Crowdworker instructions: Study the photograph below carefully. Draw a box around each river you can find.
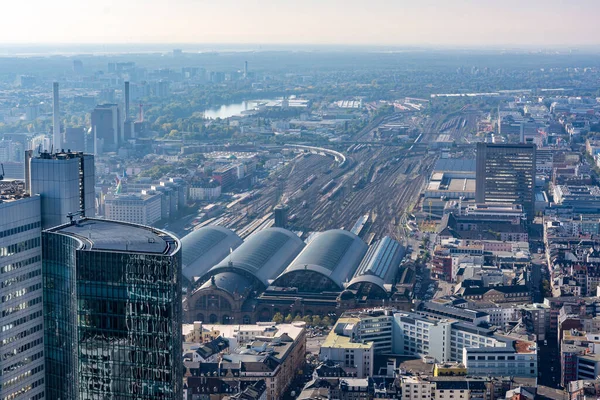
[203,101,260,119]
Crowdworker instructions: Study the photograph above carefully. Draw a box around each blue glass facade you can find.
[43,221,182,399]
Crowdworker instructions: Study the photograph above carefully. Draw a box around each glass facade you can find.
[0,195,44,400]
[43,226,182,399]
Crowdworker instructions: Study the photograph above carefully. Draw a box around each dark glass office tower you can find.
[43,218,182,399]
[475,143,536,221]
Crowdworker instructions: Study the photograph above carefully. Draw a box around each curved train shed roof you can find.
[347,236,404,295]
[273,229,367,292]
[181,226,243,281]
[200,228,305,289]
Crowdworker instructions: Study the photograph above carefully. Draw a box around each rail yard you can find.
[196,145,435,244]
[186,109,485,244]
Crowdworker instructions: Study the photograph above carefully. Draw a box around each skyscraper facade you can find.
[26,150,95,229]
[0,181,44,400]
[475,143,536,220]
[43,218,182,399]
[91,104,122,153]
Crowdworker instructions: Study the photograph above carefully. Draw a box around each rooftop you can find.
[433,158,476,173]
[181,226,243,280]
[50,218,177,254]
[274,229,367,291]
[322,317,374,350]
[0,180,29,203]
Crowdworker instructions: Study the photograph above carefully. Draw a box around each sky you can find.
[2,0,599,47]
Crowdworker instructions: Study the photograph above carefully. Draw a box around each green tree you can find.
[312,315,322,326]
[272,312,284,324]
[541,279,552,298]
[284,314,293,323]
[303,315,313,325]
[322,316,332,327]
[293,315,303,322]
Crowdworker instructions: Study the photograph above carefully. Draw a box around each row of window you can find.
[1,282,42,304]
[2,337,43,362]
[1,364,43,391]
[0,255,41,274]
[467,355,517,361]
[2,349,43,375]
[0,323,43,348]
[0,238,41,259]
[1,296,42,319]
[3,377,44,400]
[1,268,41,289]
[1,309,42,334]
[0,221,40,239]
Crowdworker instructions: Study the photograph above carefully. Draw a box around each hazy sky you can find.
[2,0,599,47]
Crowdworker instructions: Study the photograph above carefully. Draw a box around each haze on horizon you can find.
[2,0,600,48]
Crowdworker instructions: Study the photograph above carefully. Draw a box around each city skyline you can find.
[2,0,600,47]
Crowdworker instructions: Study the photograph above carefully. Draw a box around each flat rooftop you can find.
[0,180,29,203]
[51,218,176,254]
[323,317,373,350]
[433,158,476,173]
[448,178,476,192]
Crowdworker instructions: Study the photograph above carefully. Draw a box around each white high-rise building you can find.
[26,150,95,229]
[0,180,44,399]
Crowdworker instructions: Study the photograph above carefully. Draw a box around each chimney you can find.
[53,82,62,151]
[124,81,130,120]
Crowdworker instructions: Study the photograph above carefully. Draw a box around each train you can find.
[319,179,336,195]
[301,175,317,190]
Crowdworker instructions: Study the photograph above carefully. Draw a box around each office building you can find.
[401,376,499,400]
[26,150,95,229]
[475,143,536,220]
[273,204,288,228]
[189,179,221,201]
[91,104,122,152]
[43,218,182,399]
[319,317,376,378]
[212,164,239,190]
[0,180,44,400]
[73,60,84,74]
[104,192,162,226]
[322,309,537,378]
[64,127,86,152]
[53,82,62,151]
[463,340,538,377]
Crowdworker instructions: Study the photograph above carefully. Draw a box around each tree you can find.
[293,315,303,322]
[541,279,552,298]
[312,315,322,326]
[272,312,284,324]
[322,316,332,327]
[303,315,313,325]
[284,313,293,323]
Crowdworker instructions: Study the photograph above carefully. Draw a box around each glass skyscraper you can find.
[0,182,44,400]
[43,218,182,399]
